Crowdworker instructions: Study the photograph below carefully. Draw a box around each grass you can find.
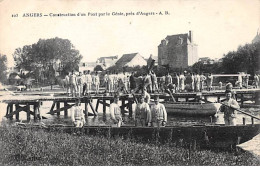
[0,126,259,166]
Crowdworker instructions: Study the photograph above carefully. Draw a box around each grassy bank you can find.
[0,127,259,166]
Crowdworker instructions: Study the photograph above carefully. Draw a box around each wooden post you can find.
[251,117,254,125]
[33,104,37,121]
[50,101,56,115]
[217,96,220,103]
[15,104,19,121]
[26,103,30,121]
[210,116,212,124]
[103,98,106,113]
[6,104,10,117]
[121,98,125,116]
[95,99,100,112]
[64,101,68,117]
[243,117,246,125]
[89,100,97,116]
[9,104,13,120]
[129,99,133,118]
[85,99,88,118]
[56,102,60,116]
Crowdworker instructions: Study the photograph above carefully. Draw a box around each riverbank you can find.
[0,126,259,166]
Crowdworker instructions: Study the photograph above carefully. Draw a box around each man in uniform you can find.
[65,72,70,96]
[69,70,77,97]
[219,90,240,126]
[93,71,100,95]
[150,95,167,127]
[207,73,213,91]
[77,72,83,97]
[142,88,151,104]
[86,70,92,95]
[133,94,151,126]
[110,94,123,127]
[71,99,86,127]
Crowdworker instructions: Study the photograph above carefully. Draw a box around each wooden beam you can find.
[99,100,110,107]
[103,98,106,113]
[47,103,75,115]
[64,102,68,117]
[26,103,30,121]
[89,101,97,116]
[95,99,100,111]
[15,104,19,121]
[56,102,60,116]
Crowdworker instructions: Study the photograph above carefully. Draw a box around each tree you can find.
[13,37,82,85]
[221,42,259,75]
[0,54,8,84]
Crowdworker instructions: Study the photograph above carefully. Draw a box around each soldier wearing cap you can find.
[150,95,167,127]
[110,94,123,127]
[133,94,151,126]
[219,90,240,126]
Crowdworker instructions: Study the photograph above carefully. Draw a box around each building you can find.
[198,57,215,64]
[252,30,260,43]
[147,54,158,67]
[115,53,147,67]
[96,55,118,69]
[158,30,198,69]
[79,62,97,73]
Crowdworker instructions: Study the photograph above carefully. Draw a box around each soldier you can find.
[219,90,240,126]
[133,94,151,126]
[85,70,92,95]
[179,72,186,92]
[144,73,152,93]
[71,99,86,127]
[77,72,83,97]
[150,95,167,127]
[151,71,159,93]
[207,73,213,91]
[103,71,108,93]
[142,88,151,104]
[65,72,70,95]
[110,94,123,127]
[129,72,136,92]
[69,70,77,97]
[200,73,206,91]
[93,71,100,95]
[107,71,113,94]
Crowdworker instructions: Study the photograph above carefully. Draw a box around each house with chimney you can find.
[158,30,198,69]
[115,53,147,67]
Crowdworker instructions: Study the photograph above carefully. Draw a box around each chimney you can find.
[189,30,193,43]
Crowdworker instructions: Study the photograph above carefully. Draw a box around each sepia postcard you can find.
[0,0,259,166]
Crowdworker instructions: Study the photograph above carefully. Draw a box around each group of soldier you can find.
[64,70,100,97]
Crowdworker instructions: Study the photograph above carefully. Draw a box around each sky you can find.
[0,0,259,67]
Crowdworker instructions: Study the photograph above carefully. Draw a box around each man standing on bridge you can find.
[219,90,240,126]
